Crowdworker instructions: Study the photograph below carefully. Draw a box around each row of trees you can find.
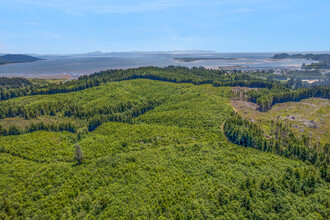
[224,112,329,181]
[0,101,66,119]
[0,77,32,89]
[0,122,76,136]
[213,80,274,88]
[0,98,159,120]
[87,100,160,131]
[0,99,160,136]
[0,79,101,101]
[248,86,330,111]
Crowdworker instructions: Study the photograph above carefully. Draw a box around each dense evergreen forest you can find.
[247,85,330,111]
[0,77,32,89]
[0,66,272,101]
[0,67,329,219]
[1,66,329,112]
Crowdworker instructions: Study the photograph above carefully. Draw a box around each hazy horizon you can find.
[1,0,329,54]
[2,50,330,57]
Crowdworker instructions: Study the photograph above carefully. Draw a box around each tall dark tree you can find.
[74,143,84,164]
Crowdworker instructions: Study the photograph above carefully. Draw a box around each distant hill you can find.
[272,53,330,61]
[272,53,330,69]
[0,54,42,65]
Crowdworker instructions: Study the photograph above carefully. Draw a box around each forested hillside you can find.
[272,53,330,69]
[0,54,42,65]
[1,66,329,112]
[0,67,329,219]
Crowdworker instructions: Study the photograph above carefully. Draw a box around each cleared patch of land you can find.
[231,97,330,144]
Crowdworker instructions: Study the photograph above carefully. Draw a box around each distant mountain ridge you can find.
[0,54,42,65]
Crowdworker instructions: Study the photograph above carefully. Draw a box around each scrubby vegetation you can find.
[0,67,329,219]
[224,112,329,180]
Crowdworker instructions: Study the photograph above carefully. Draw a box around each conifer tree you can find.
[74,143,84,164]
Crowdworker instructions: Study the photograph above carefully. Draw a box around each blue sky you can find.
[0,0,329,54]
